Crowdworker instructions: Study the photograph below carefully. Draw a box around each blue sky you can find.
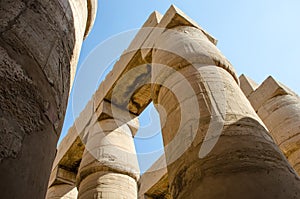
[60,0,300,173]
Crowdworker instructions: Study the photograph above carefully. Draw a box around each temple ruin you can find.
[1,1,300,199]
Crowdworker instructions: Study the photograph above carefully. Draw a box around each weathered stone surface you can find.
[243,76,300,175]
[93,11,163,115]
[151,24,300,198]
[79,171,137,199]
[77,119,140,199]
[48,11,162,192]
[138,154,170,199]
[50,101,139,192]
[46,4,300,199]
[74,98,94,135]
[51,10,162,186]
[48,166,77,187]
[141,5,218,61]
[0,0,96,198]
[247,76,295,111]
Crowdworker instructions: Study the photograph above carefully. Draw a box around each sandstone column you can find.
[151,26,300,198]
[0,0,96,198]
[77,118,140,199]
[46,184,78,199]
[241,75,300,175]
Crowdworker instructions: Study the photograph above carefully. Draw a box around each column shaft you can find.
[46,184,78,199]
[262,95,300,174]
[151,26,300,199]
[77,119,140,199]
[0,0,94,198]
[244,76,300,175]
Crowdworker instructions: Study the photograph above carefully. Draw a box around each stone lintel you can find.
[138,154,169,199]
[52,5,221,192]
[248,76,295,111]
[52,124,84,174]
[51,95,96,174]
[239,74,259,97]
[48,165,77,188]
[53,125,78,170]
[93,5,219,116]
[93,11,163,113]
[93,5,218,116]
[74,97,94,136]
[141,5,217,60]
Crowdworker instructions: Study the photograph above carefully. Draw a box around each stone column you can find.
[46,184,78,199]
[77,118,140,199]
[151,26,300,198]
[0,0,96,198]
[241,76,300,175]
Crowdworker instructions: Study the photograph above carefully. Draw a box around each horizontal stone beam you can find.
[94,11,163,114]
[93,5,221,116]
[48,166,77,187]
[141,5,217,60]
[138,154,169,199]
[51,4,220,190]
[54,11,164,174]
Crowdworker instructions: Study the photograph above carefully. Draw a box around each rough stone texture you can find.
[0,0,96,198]
[47,11,163,194]
[151,25,300,198]
[77,118,140,199]
[241,75,300,175]
[46,5,300,199]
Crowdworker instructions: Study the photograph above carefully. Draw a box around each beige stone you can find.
[0,0,96,198]
[93,11,163,113]
[43,4,300,199]
[138,154,170,199]
[243,76,300,175]
[46,184,78,199]
[48,166,77,188]
[151,23,300,199]
[239,74,259,97]
[77,119,140,199]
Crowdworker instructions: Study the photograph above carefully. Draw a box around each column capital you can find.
[95,100,139,136]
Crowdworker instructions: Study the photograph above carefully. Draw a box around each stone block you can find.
[239,74,258,97]
[248,76,294,111]
[74,98,94,135]
[138,154,169,199]
[48,166,77,187]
